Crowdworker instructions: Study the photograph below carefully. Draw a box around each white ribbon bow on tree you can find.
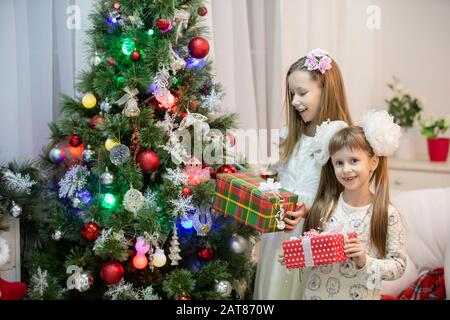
[173,9,190,43]
[178,111,210,138]
[116,87,140,117]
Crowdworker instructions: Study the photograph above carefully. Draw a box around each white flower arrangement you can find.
[361,110,401,157]
[415,112,450,139]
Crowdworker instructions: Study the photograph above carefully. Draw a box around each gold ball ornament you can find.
[82,93,97,109]
[152,248,167,268]
[105,138,120,151]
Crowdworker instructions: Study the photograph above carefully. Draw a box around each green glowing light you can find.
[147,29,154,36]
[116,76,125,84]
[122,38,136,55]
[102,193,117,209]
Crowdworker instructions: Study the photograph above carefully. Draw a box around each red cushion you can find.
[0,277,27,300]
[380,294,399,300]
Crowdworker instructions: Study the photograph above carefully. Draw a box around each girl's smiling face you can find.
[331,147,379,192]
[288,70,322,124]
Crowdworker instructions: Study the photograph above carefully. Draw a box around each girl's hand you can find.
[284,201,306,232]
[278,252,285,265]
[344,238,367,269]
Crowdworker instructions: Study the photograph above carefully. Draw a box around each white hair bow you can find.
[309,119,349,165]
[360,110,401,157]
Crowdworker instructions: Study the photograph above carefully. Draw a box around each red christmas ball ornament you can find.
[198,7,208,16]
[155,18,170,30]
[69,135,82,147]
[100,261,124,285]
[200,86,210,95]
[176,296,192,300]
[113,2,121,9]
[89,115,104,129]
[138,150,160,173]
[216,164,237,175]
[188,37,210,59]
[81,222,101,241]
[108,56,115,64]
[197,247,214,262]
[130,50,141,61]
[181,186,193,198]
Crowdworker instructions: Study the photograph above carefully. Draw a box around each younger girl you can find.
[254,49,353,300]
[297,110,406,300]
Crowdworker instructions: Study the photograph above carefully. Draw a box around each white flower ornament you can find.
[360,110,401,156]
[309,120,349,165]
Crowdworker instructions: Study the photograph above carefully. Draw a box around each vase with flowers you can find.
[386,77,422,160]
[416,113,450,162]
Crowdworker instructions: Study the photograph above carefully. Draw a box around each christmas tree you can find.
[22,0,258,300]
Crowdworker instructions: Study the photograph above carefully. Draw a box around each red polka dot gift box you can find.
[282,231,358,269]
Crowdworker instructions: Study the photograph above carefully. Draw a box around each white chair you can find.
[380,188,450,299]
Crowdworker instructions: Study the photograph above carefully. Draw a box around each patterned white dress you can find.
[303,193,407,300]
[253,134,322,299]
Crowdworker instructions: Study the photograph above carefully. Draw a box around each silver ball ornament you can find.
[49,148,64,164]
[215,280,232,297]
[10,201,22,218]
[110,144,130,166]
[229,234,249,254]
[100,101,112,113]
[90,55,102,66]
[100,170,115,186]
[71,197,82,209]
[52,230,64,241]
[78,271,94,292]
[82,146,96,163]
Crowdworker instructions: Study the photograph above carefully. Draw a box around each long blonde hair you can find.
[280,56,353,163]
[303,126,390,257]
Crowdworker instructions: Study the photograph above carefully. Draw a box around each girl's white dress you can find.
[253,134,322,300]
[303,193,407,300]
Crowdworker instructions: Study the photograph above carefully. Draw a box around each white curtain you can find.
[0,0,92,162]
[209,0,282,165]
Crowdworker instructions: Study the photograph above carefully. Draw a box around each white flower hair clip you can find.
[309,119,349,165]
[360,110,401,157]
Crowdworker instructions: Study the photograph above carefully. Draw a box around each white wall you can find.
[371,0,450,159]
[278,0,450,160]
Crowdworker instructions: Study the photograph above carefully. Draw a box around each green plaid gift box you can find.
[212,173,298,233]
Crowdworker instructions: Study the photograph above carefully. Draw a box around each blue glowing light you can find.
[186,58,206,69]
[148,83,157,94]
[76,189,92,206]
[181,218,193,229]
